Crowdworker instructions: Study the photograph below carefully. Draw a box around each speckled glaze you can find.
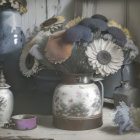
[53,83,102,118]
[53,73,103,120]
[0,87,14,125]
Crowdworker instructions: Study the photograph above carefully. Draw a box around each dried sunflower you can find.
[40,16,65,32]
[65,16,84,28]
[19,53,40,78]
[19,29,51,77]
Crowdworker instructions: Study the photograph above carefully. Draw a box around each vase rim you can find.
[62,73,94,84]
[0,86,10,89]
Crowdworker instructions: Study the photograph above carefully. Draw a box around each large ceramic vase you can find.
[53,73,104,130]
[0,8,25,92]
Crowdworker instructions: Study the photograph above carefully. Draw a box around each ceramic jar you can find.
[0,71,14,125]
[53,73,104,130]
[114,82,140,107]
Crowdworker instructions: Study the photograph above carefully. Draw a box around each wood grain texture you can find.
[74,0,97,17]
[74,0,82,17]
[82,0,97,17]
[95,0,125,25]
[21,0,74,34]
[74,0,125,24]
[22,0,47,34]
[46,0,74,21]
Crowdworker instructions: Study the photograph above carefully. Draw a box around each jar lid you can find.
[0,70,10,88]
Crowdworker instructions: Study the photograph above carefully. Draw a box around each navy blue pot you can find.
[103,63,135,100]
[32,70,61,93]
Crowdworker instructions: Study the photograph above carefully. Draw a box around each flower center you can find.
[97,50,111,65]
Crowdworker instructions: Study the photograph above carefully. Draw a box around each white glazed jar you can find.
[53,73,104,130]
[0,71,14,126]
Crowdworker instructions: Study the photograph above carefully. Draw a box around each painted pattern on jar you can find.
[53,83,102,118]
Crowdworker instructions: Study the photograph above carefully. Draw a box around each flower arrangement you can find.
[0,0,27,14]
[19,14,139,78]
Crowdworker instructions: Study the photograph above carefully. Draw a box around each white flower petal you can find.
[86,39,124,77]
[98,67,106,77]
[103,66,111,74]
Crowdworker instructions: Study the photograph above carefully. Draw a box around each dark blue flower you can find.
[63,25,92,43]
[92,14,108,22]
[107,27,127,47]
[79,18,108,32]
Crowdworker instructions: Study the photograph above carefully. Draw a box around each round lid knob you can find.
[0,70,10,88]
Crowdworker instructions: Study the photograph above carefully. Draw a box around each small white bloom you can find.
[85,39,124,77]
